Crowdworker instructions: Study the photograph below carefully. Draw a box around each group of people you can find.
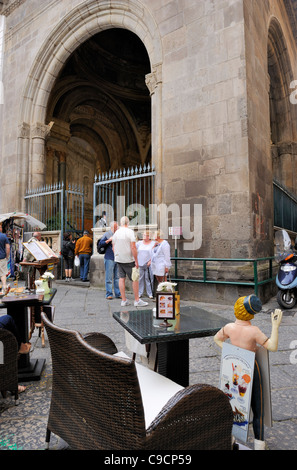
[62,230,93,282]
[61,216,172,304]
[98,216,172,306]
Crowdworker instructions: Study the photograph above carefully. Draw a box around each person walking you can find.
[0,223,10,293]
[75,230,93,282]
[62,232,75,281]
[151,230,172,285]
[98,221,121,299]
[112,216,148,307]
[136,230,155,299]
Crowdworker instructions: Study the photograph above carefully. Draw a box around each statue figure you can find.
[214,294,282,450]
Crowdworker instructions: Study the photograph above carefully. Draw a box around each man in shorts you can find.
[112,216,148,307]
[0,224,10,293]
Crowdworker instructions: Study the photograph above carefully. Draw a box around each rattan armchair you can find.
[42,312,234,450]
[0,328,19,404]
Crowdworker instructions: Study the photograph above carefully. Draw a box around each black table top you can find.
[0,288,57,309]
[113,305,228,344]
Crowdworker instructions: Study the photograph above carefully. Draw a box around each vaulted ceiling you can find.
[46,29,151,173]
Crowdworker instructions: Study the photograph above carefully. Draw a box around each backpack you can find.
[97,237,109,255]
[62,241,70,257]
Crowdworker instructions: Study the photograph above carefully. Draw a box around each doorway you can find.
[46,28,151,231]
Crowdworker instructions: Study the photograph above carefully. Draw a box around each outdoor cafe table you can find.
[0,288,57,381]
[113,305,228,387]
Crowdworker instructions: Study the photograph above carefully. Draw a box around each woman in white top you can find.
[136,231,155,298]
[151,230,172,284]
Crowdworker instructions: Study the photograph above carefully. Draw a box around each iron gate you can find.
[93,164,156,227]
[274,180,297,232]
[25,182,84,236]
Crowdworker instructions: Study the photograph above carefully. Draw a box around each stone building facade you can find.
[0,0,296,302]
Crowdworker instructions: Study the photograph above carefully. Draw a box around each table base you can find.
[157,339,189,387]
[18,358,46,382]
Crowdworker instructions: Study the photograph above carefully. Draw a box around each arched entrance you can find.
[46,28,151,229]
[268,18,297,232]
[17,0,163,222]
[268,18,296,192]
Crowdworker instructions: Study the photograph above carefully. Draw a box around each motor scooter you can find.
[275,229,297,309]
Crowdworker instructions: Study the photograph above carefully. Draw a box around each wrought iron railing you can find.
[93,164,156,227]
[171,256,275,296]
[24,182,84,237]
[274,180,297,233]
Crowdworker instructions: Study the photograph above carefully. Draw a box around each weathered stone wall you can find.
[0,0,296,302]
[243,0,297,259]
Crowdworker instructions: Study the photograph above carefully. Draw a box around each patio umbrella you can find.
[0,212,46,229]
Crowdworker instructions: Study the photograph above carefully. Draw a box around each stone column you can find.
[56,150,67,188]
[31,122,52,189]
[276,142,297,193]
[146,63,162,207]
[17,122,30,211]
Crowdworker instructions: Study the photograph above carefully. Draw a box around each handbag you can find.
[74,256,80,267]
[132,267,140,281]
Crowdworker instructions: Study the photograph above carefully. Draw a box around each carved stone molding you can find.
[17,121,30,139]
[0,0,26,16]
[276,141,297,156]
[31,122,52,140]
[145,63,162,96]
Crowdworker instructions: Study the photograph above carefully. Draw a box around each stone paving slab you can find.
[0,281,297,450]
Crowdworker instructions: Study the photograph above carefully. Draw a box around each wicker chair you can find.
[0,328,19,404]
[42,312,234,450]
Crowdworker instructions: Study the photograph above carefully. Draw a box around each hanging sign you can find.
[219,343,255,443]
[169,227,182,237]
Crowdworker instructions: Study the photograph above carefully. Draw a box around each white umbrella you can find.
[0,212,46,229]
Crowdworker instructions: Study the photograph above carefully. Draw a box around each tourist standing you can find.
[112,216,148,307]
[75,230,93,282]
[98,221,121,299]
[151,230,172,285]
[62,232,75,281]
[136,230,155,299]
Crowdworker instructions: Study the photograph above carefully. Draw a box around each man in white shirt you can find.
[112,216,148,307]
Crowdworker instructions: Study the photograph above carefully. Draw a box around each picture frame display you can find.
[156,292,175,320]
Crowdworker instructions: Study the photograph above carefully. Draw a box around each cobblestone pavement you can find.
[0,281,296,451]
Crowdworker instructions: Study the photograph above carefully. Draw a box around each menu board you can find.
[219,343,255,443]
[156,292,175,320]
[23,239,57,261]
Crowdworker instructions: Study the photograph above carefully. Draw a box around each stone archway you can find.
[17,0,163,210]
[268,17,297,194]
